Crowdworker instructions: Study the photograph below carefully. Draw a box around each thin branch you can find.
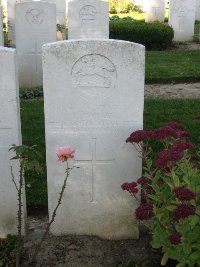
[10,166,19,192]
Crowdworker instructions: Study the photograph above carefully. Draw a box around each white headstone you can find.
[168,0,196,41]
[7,0,66,47]
[43,39,145,239]
[68,0,109,39]
[0,47,26,238]
[196,0,200,20]
[145,0,166,23]
[15,1,56,88]
[0,1,3,46]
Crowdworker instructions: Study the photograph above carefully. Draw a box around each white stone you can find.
[0,47,26,238]
[168,0,196,42]
[7,0,66,47]
[145,0,166,23]
[15,1,56,88]
[196,0,200,20]
[43,39,145,239]
[68,0,109,39]
[0,2,3,46]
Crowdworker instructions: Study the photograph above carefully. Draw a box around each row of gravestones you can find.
[146,0,199,42]
[0,0,199,88]
[1,0,200,45]
[0,0,199,240]
[0,0,144,239]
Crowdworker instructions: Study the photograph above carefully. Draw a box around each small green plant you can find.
[123,120,200,266]
[28,146,76,264]
[9,145,43,267]
[0,235,17,267]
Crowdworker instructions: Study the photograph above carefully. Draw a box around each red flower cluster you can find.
[153,125,178,140]
[155,149,183,168]
[173,186,196,201]
[135,203,153,220]
[172,141,195,152]
[121,182,138,194]
[155,141,195,169]
[169,231,182,245]
[172,204,196,220]
[137,176,150,184]
[165,122,185,131]
[176,131,191,138]
[126,130,153,144]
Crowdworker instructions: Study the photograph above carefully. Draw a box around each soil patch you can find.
[20,216,177,267]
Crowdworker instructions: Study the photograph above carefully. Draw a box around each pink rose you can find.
[56,146,75,162]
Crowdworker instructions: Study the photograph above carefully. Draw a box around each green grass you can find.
[20,100,47,213]
[21,99,200,211]
[146,50,200,83]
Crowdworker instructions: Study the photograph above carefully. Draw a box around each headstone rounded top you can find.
[43,39,145,51]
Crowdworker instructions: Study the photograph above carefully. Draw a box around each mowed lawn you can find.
[146,50,200,83]
[21,99,200,211]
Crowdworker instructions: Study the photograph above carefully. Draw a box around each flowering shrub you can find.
[123,122,200,266]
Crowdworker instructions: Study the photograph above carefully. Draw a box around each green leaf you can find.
[166,205,177,211]
[189,251,200,262]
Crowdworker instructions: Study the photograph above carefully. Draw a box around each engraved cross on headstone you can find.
[74,138,115,203]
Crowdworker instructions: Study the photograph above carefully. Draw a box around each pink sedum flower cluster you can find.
[170,231,182,245]
[56,146,75,162]
[173,186,196,201]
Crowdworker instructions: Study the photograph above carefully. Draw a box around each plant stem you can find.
[33,162,70,259]
[16,159,24,267]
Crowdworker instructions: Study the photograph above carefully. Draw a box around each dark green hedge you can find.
[109,20,174,50]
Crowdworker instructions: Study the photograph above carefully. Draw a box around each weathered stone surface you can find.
[145,0,165,22]
[0,1,3,46]
[168,0,196,41]
[43,39,145,239]
[7,0,65,46]
[68,0,109,39]
[15,1,56,88]
[0,47,26,238]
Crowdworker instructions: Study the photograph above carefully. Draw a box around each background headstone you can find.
[0,1,3,46]
[68,0,109,39]
[7,0,65,47]
[168,0,196,41]
[15,1,56,88]
[145,0,166,22]
[196,0,200,20]
[43,39,145,239]
[0,47,26,238]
